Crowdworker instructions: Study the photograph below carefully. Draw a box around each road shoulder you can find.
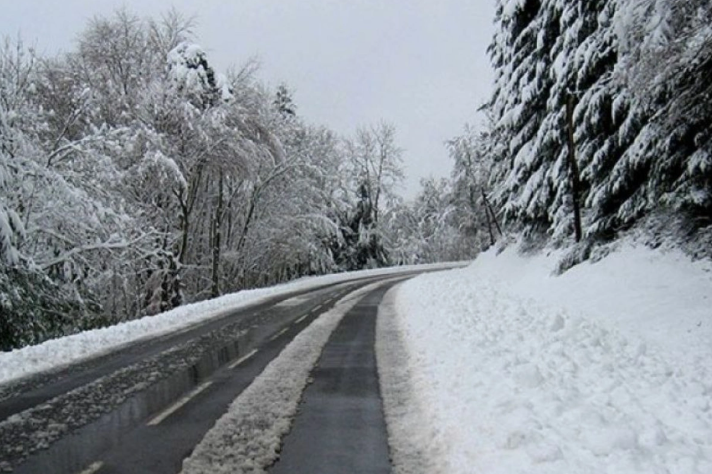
[376,285,448,474]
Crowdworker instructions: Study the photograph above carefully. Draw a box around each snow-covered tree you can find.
[606,0,712,228]
[0,40,29,267]
[0,8,423,349]
[448,124,500,250]
[0,38,115,348]
[483,0,712,247]
[334,122,405,270]
[381,176,477,265]
[274,83,297,118]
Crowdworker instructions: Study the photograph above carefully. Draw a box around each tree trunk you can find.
[229,186,259,287]
[481,189,503,238]
[566,93,583,243]
[211,169,224,298]
[483,199,495,247]
[177,191,190,265]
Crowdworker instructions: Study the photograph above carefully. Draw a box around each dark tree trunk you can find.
[211,169,224,298]
[481,189,503,240]
[567,93,583,242]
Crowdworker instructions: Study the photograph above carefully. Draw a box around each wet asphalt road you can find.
[270,283,395,474]
[0,277,381,474]
[0,269,443,473]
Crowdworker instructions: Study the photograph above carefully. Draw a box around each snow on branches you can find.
[483,0,712,246]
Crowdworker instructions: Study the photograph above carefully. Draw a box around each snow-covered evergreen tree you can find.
[487,0,563,237]
[484,0,711,246]
[606,0,712,229]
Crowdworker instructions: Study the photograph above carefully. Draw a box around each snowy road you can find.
[270,282,394,474]
[7,242,704,474]
[0,273,417,474]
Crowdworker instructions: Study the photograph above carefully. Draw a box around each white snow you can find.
[0,262,459,387]
[180,280,386,474]
[390,242,712,473]
[377,287,447,474]
[501,0,527,19]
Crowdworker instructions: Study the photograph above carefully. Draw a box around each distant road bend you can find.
[0,268,447,474]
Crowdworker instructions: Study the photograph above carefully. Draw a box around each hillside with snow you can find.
[387,241,712,473]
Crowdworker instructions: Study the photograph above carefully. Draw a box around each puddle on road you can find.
[275,295,313,308]
[11,333,254,474]
[10,296,332,474]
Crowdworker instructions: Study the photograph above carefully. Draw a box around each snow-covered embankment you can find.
[389,244,712,473]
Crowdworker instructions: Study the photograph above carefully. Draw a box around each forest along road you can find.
[0,272,417,474]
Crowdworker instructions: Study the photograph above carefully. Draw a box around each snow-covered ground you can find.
[377,287,447,474]
[0,262,459,386]
[392,242,712,473]
[5,237,711,473]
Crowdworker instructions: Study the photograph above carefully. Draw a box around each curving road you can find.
[0,271,424,474]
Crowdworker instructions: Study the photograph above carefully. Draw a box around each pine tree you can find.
[609,0,712,228]
[487,0,562,237]
[274,84,297,117]
[486,1,655,243]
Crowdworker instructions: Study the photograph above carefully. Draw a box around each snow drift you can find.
[392,242,712,473]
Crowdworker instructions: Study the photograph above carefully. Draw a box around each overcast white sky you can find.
[2,0,495,198]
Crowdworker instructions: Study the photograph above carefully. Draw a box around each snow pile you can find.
[376,287,447,474]
[394,243,712,473]
[0,262,460,386]
[181,281,384,474]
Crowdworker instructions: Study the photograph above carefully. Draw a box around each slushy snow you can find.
[390,242,712,473]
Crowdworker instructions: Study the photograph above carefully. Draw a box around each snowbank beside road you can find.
[394,243,712,473]
[377,287,447,474]
[0,262,459,386]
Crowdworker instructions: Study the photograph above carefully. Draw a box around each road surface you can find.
[270,283,393,474]
[0,272,418,473]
